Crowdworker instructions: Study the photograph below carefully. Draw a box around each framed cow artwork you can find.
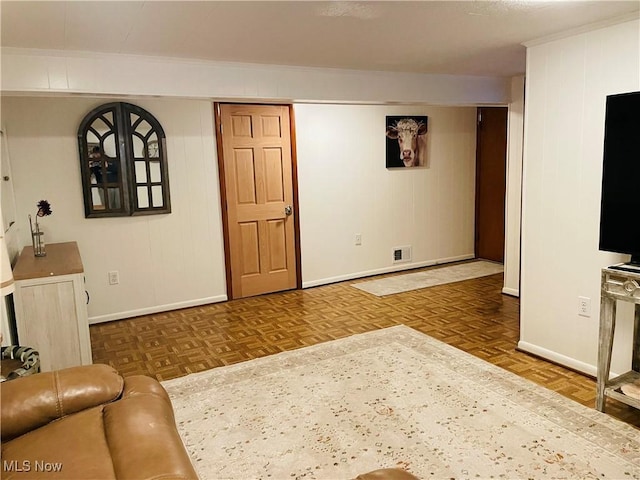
[385,116,428,168]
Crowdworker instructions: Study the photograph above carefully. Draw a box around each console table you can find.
[12,242,92,372]
[596,266,640,412]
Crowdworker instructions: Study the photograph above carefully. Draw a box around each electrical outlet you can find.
[355,234,362,246]
[578,296,591,317]
[108,271,119,285]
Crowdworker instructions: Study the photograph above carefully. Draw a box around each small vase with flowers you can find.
[29,200,52,257]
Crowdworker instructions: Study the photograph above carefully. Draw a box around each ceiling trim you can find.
[0,46,513,79]
[523,11,639,48]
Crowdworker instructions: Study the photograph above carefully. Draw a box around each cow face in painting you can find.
[385,118,428,167]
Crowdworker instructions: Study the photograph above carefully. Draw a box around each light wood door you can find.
[475,107,508,263]
[219,104,298,298]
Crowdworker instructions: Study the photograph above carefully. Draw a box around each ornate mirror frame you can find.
[78,102,171,218]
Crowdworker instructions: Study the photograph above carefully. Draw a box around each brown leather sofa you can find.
[1,364,197,480]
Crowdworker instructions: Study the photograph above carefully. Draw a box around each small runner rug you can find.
[352,260,504,296]
[162,326,639,480]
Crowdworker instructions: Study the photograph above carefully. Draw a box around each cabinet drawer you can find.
[602,273,640,300]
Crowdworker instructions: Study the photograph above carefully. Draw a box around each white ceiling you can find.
[1,1,639,77]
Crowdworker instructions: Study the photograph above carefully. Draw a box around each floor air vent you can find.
[393,246,412,264]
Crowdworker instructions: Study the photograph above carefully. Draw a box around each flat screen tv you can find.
[599,91,640,268]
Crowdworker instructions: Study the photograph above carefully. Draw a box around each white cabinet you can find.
[13,242,92,372]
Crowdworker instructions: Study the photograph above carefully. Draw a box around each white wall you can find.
[295,104,477,286]
[1,48,511,325]
[519,19,640,376]
[2,97,479,322]
[1,48,509,106]
[1,97,227,323]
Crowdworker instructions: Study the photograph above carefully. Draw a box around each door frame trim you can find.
[213,102,302,300]
[474,107,480,257]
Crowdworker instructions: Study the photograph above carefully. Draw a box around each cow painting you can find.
[385,116,428,168]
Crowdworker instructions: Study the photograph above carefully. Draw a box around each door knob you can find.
[284,205,293,216]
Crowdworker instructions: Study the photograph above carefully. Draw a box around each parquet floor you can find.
[90,266,639,428]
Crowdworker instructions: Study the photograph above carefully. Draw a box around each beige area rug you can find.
[162,326,640,480]
[352,261,504,296]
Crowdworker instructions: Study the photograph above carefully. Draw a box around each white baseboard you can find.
[502,287,520,297]
[517,340,620,378]
[89,254,481,321]
[88,295,228,325]
[437,253,477,265]
[302,254,475,289]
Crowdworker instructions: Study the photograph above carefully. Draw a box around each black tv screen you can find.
[599,91,640,265]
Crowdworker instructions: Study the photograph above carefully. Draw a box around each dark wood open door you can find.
[475,107,508,263]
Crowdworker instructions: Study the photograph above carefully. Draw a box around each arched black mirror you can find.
[78,102,171,217]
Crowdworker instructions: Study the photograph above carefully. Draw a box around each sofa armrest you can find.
[1,364,124,441]
[121,373,173,403]
[356,469,420,480]
[104,377,198,479]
